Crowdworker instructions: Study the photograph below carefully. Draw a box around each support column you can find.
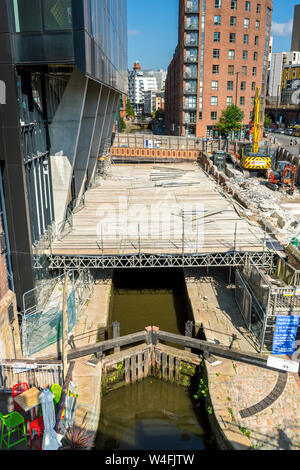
[87,86,110,185]
[73,79,101,200]
[49,68,88,225]
[98,90,119,157]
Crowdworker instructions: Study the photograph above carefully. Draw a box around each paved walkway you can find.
[184,267,300,450]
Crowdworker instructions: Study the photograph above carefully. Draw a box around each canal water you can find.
[96,269,214,450]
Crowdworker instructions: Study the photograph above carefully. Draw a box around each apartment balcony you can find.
[183,87,198,94]
[183,104,197,111]
[185,2,199,13]
[184,40,198,47]
[184,55,198,64]
[183,72,198,79]
[184,22,199,31]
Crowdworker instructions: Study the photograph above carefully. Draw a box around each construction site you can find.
[2,129,300,451]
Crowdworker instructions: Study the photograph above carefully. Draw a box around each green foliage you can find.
[120,117,126,132]
[155,107,164,120]
[239,426,251,439]
[264,114,272,128]
[216,104,244,136]
[126,99,135,118]
[207,406,213,415]
[194,378,209,399]
[228,407,236,422]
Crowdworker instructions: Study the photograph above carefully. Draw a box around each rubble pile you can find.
[229,168,300,236]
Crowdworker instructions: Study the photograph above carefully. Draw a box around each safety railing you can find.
[0,359,63,392]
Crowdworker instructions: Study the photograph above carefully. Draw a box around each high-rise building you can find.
[0,0,128,306]
[291,4,300,51]
[268,51,300,98]
[128,62,167,116]
[165,0,273,137]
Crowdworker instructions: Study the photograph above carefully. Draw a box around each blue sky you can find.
[127,0,300,70]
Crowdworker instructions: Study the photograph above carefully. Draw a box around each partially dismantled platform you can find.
[49,163,281,269]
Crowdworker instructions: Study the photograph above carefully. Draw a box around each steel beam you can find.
[40,250,278,270]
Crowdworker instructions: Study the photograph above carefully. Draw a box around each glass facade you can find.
[7,0,128,94]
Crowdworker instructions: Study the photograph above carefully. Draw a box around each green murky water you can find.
[96,269,213,451]
[96,378,208,450]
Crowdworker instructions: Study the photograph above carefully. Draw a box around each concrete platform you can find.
[51,163,277,256]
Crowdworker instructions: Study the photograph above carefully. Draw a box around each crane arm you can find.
[252,87,261,154]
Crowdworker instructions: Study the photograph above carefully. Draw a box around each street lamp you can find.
[233,71,239,149]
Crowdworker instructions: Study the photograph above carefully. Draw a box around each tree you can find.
[126,99,135,119]
[155,108,164,120]
[120,117,126,132]
[216,104,244,136]
[264,114,272,128]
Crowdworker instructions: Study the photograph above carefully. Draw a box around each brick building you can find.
[165,0,273,137]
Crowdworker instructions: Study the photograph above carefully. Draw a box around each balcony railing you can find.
[183,73,198,79]
[184,55,198,63]
[185,2,199,13]
[184,40,198,47]
[184,88,198,94]
[183,104,197,111]
[185,22,199,30]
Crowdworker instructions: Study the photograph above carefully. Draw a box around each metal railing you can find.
[0,359,63,392]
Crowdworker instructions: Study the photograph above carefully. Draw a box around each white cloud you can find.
[271,19,293,37]
[128,30,142,36]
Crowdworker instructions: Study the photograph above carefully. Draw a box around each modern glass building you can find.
[0,0,128,306]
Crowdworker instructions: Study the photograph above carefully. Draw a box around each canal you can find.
[96,268,215,450]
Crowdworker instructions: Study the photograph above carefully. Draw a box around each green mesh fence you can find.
[24,290,76,357]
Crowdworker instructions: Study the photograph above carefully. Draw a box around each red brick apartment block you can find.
[165,0,273,137]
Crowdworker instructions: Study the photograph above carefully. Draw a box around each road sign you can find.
[272,315,299,355]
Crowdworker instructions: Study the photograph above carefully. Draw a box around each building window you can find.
[253,51,258,61]
[256,20,260,30]
[240,96,245,106]
[228,49,235,59]
[244,18,250,28]
[211,111,217,121]
[256,3,261,13]
[213,49,220,58]
[243,50,248,60]
[242,66,247,75]
[215,0,222,8]
[252,67,257,76]
[230,16,237,26]
[254,36,259,45]
[229,33,236,43]
[227,96,233,106]
[214,32,221,42]
[227,81,234,90]
[245,1,251,11]
[252,82,256,90]
[228,65,234,75]
[214,15,221,25]
[211,96,218,106]
[243,34,249,44]
[212,80,219,90]
[231,0,237,9]
[251,97,255,106]
[241,81,246,90]
[212,64,219,74]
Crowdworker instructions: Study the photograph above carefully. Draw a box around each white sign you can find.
[267,356,299,373]
[250,160,266,166]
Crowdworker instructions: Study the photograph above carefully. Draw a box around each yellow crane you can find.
[235,86,272,175]
[252,86,261,154]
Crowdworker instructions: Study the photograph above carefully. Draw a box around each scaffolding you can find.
[236,257,300,353]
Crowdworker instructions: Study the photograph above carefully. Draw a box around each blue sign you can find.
[272,316,299,355]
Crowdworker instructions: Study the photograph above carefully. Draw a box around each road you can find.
[269,132,300,156]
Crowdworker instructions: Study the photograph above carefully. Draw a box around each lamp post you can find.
[233,72,239,140]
